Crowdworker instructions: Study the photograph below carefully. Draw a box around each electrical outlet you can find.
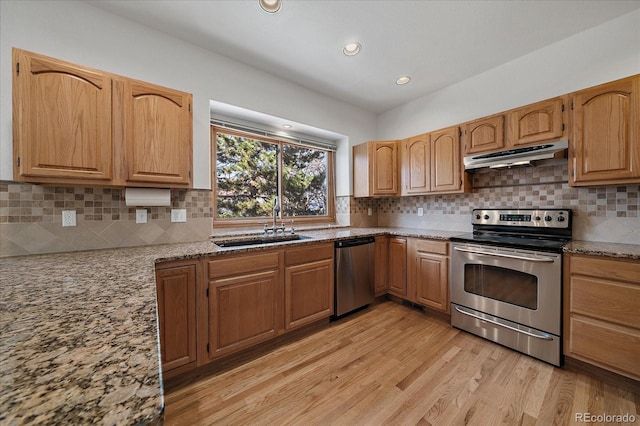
[136,209,148,224]
[367,207,373,216]
[62,210,77,227]
[171,209,187,223]
[418,208,424,217]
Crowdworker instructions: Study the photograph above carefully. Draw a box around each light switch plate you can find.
[62,210,77,227]
[171,209,187,223]
[136,209,148,224]
[418,208,424,216]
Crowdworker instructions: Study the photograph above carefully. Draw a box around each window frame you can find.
[211,126,336,228]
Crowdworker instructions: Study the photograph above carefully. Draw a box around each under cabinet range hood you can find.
[464,140,568,171]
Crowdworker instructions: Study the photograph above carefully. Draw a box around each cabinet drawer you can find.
[414,239,448,255]
[570,255,640,283]
[209,251,279,279]
[285,243,333,266]
[570,276,640,328]
[568,317,640,380]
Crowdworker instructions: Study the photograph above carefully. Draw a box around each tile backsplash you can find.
[2,162,639,257]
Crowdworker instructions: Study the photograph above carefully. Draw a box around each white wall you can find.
[377,9,640,140]
[0,0,377,194]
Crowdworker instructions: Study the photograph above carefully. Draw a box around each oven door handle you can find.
[453,246,555,262]
[454,306,554,341]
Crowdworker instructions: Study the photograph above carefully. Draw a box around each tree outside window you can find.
[213,128,333,224]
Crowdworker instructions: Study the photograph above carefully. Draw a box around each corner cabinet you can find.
[353,140,399,197]
[155,259,200,378]
[12,48,193,188]
[564,253,640,381]
[401,126,468,196]
[569,75,640,186]
[284,243,334,331]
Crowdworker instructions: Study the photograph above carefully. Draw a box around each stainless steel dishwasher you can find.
[334,236,375,317]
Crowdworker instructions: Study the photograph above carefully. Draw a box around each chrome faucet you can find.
[272,196,280,228]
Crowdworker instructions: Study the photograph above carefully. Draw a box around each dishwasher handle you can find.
[335,236,375,248]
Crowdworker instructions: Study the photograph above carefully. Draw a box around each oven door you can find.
[450,242,561,335]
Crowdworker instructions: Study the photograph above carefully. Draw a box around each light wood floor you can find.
[164,302,640,425]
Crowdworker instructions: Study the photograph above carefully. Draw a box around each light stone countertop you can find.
[0,226,463,424]
[563,240,640,260]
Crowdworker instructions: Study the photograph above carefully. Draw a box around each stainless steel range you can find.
[450,208,572,366]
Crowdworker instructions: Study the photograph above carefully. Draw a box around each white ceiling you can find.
[87,0,640,114]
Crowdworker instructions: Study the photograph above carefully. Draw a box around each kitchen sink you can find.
[213,234,312,248]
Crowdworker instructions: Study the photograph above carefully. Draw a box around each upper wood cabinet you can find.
[12,48,113,183]
[353,140,399,197]
[506,97,567,148]
[12,48,193,188]
[462,114,505,155]
[570,75,640,186]
[120,79,192,186]
[401,126,467,195]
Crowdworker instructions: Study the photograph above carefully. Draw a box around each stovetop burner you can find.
[451,208,572,253]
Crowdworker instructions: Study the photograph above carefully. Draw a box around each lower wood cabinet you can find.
[564,253,640,381]
[206,251,281,360]
[155,259,198,376]
[374,236,389,296]
[387,237,408,297]
[284,243,334,331]
[408,238,450,314]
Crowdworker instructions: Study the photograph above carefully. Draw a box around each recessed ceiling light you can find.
[396,76,411,85]
[259,0,281,13]
[282,124,292,129]
[343,42,361,56]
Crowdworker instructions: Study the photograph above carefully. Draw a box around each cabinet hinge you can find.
[16,157,20,167]
[206,288,209,297]
[562,123,565,131]
[561,104,565,112]
[206,343,210,352]
[16,62,19,75]
[459,130,462,137]
[571,101,574,110]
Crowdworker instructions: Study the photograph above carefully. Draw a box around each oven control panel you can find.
[471,209,571,229]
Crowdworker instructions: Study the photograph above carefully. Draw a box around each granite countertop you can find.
[4,226,636,423]
[563,240,640,260]
[0,226,463,424]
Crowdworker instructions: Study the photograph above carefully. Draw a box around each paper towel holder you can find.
[125,187,172,207]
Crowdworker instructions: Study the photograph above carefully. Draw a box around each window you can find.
[212,127,334,226]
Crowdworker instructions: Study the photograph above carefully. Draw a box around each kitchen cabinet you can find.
[155,259,199,377]
[564,253,640,381]
[12,48,113,183]
[284,243,334,331]
[401,126,468,195]
[506,96,567,148]
[206,251,282,360]
[374,236,389,296]
[118,78,193,186]
[408,238,449,314]
[462,114,505,155]
[569,75,640,186]
[353,140,399,197]
[12,48,192,188]
[387,237,407,297]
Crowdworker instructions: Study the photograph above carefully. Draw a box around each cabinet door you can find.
[430,126,462,193]
[12,48,113,182]
[371,141,399,196]
[122,79,192,186]
[463,115,505,155]
[284,259,334,330]
[374,236,389,296]
[156,264,197,371]
[507,97,565,147]
[414,252,449,313]
[387,237,407,297]
[401,134,430,195]
[570,76,640,185]
[209,269,279,359]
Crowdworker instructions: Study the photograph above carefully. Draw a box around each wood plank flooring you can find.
[163,302,640,425]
